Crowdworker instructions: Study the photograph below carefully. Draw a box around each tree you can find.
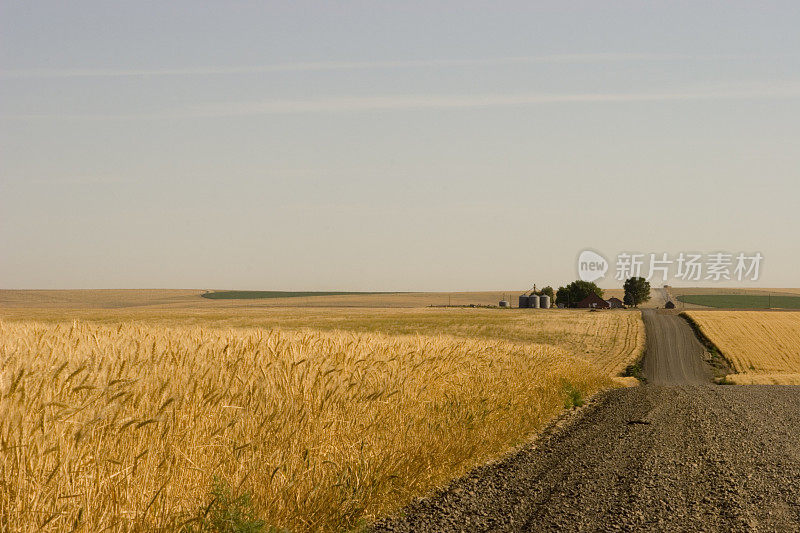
[540,286,555,300]
[556,280,603,308]
[556,286,570,307]
[567,280,603,307]
[623,277,651,307]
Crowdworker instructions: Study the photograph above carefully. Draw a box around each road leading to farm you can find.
[373,311,800,532]
[641,309,712,385]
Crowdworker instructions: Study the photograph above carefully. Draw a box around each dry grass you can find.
[725,373,800,385]
[684,311,800,383]
[0,319,618,532]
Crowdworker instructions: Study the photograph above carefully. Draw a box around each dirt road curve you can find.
[372,312,800,532]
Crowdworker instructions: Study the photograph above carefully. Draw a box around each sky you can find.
[1,1,799,291]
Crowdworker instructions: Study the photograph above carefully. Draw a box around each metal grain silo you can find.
[518,295,529,308]
[529,294,540,308]
[540,295,551,309]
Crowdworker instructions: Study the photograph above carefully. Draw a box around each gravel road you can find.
[641,309,713,385]
[372,311,800,532]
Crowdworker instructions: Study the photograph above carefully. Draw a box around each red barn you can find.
[576,293,610,309]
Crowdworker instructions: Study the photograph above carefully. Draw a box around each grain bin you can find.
[540,294,551,309]
[518,295,530,308]
[499,300,510,308]
[529,294,540,308]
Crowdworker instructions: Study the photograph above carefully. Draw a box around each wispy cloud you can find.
[4,82,799,120]
[192,84,800,117]
[23,176,131,185]
[0,53,721,79]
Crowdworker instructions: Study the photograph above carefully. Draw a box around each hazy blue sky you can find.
[2,2,799,290]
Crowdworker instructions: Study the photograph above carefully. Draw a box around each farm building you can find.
[607,297,625,309]
[576,293,610,309]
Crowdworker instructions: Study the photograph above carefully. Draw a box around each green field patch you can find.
[677,294,800,309]
[201,290,392,300]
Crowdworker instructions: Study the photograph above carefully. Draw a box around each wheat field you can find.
[684,311,800,384]
[0,307,645,377]
[0,317,626,532]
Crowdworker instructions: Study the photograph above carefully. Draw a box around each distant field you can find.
[0,289,525,309]
[668,288,800,309]
[677,294,800,309]
[0,289,202,309]
[670,288,800,296]
[684,311,800,384]
[4,288,799,310]
[201,290,392,299]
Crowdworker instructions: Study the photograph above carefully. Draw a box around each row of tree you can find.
[554,277,651,308]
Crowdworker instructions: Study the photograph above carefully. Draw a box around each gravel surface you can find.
[642,309,713,385]
[372,311,800,532]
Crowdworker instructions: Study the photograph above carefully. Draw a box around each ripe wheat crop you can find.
[0,319,617,531]
[1,307,645,378]
[684,311,800,384]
